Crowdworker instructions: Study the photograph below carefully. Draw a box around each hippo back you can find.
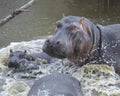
[97,24,120,74]
[28,73,83,96]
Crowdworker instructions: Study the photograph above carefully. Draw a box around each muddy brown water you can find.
[0,0,120,48]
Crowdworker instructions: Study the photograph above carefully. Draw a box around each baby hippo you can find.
[28,73,83,96]
[7,49,58,68]
[7,49,27,68]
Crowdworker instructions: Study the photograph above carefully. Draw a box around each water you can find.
[0,39,120,96]
[0,0,120,47]
[0,0,120,96]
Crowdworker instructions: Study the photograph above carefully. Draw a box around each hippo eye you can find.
[70,24,78,33]
[71,25,77,30]
[56,22,62,28]
[69,23,79,33]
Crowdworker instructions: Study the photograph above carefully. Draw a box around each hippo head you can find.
[43,16,96,64]
[7,49,27,68]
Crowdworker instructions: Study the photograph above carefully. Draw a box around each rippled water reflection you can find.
[0,0,120,47]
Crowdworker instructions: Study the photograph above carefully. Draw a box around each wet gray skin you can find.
[28,73,83,96]
[7,50,27,68]
[7,49,58,69]
[43,16,120,75]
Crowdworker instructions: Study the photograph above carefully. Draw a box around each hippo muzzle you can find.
[43,36,66,59]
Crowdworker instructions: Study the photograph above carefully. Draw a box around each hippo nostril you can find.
[15,60,18,63]
[56,41,61,45]
[46,39,50,43]
[50,45,54,48]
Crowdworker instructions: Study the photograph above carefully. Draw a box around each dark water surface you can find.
[0,0,120,48]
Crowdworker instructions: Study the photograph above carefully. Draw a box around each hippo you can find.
[28,73,83,96]
[7,49,58,68]
[43,16,120,74]
[7,49,26,68]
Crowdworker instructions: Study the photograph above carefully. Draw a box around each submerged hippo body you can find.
[26,52,58,63]
[7,50,57,68]
[43,16,120,74]
[28,73,83,96]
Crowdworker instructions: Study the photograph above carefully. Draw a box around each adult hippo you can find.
[43,16,120,74]
[7,49,58,68]
[28,73,83,96]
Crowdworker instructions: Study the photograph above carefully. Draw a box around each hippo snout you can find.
[44,38,61,49]
[8,58,20,68]
[43,38,66,59]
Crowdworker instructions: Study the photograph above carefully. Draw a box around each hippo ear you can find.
[10,49,13,53]
[24,50,27,54]
[80,18,91,35]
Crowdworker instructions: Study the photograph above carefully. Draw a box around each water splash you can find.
[0,78,30,96]
[0,39,120,96]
